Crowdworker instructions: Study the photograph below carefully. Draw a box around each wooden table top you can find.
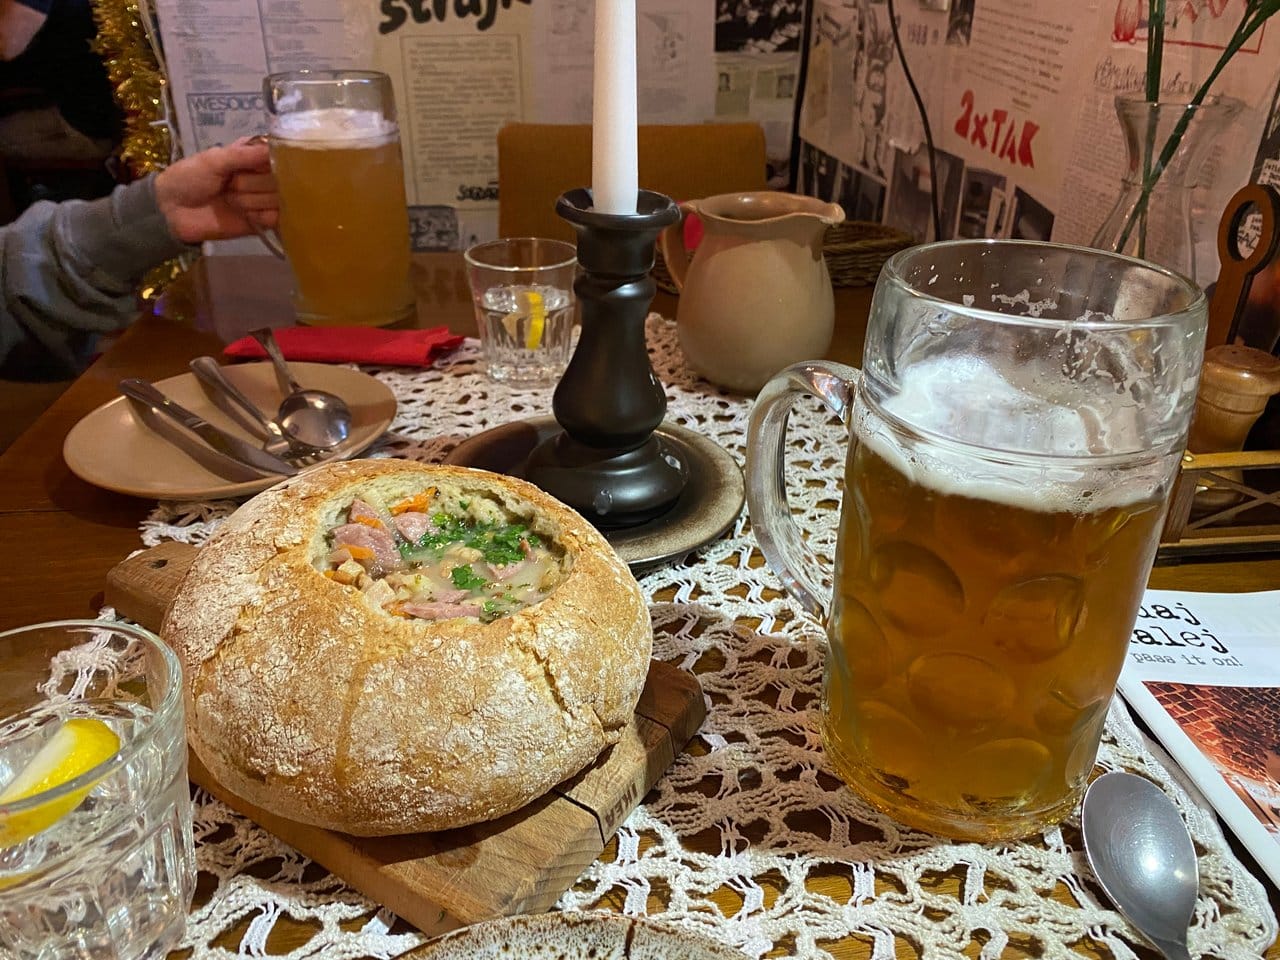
[0,251,1277,957]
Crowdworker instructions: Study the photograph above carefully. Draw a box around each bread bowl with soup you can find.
[161,460,652,835]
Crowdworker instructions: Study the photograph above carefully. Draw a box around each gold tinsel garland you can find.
[90,0,183,300]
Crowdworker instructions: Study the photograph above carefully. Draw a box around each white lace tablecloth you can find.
[140,316,1277,959]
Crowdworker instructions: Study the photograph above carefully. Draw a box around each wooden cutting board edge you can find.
[105,541,706,935]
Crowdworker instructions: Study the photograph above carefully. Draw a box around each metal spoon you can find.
[251,327,352,450]
[189,356,323,459]
[1082,772,1199,960]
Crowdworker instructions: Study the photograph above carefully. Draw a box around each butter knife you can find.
[119,378,299,477]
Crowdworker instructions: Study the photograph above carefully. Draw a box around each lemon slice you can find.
[0,718,120,848]
[523,290,546,350]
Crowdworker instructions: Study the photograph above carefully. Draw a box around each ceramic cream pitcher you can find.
[657,192,845,393]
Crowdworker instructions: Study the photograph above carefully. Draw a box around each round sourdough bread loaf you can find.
[161,460,652,836]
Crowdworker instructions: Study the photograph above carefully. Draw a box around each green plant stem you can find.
[1114,2,1275,254]
[1145,0,1165,101]
[1138,0,1166,258]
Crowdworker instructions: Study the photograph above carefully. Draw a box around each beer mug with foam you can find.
[260,70,414,327]
[747,240,1207,841]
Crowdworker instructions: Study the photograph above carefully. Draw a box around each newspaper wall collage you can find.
[798,0,1280,286]
[152,0,802,253]
[151,0,1280,273]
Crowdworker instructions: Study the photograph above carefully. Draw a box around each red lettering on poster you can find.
[990,109,1008,147]
[971,111,989,149]
[955,89,974,138]
[1018,121,1039,167]
[953,90,1037,169]
[998,125,1018,163]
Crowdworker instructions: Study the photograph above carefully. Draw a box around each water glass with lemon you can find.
[0,621,194,959]
[464,237,578,385]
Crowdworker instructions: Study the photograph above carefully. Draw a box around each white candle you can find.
[592,0,638,215]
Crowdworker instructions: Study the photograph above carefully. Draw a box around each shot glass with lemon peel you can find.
[464,238,577,384]
[0,717,120,848]
[0,620,195,959]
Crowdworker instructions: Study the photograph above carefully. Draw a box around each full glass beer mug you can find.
[747,240,1207,840]
[262,70,414,327]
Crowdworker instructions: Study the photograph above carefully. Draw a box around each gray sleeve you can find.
[0,175,193,378]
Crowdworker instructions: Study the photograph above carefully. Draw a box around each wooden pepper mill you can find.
[1188,344,1280,516]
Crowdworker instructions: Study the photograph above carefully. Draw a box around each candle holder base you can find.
[522,431,687,528]
[445,416,744,573]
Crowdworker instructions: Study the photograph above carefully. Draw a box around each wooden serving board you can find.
[105,542,705,936]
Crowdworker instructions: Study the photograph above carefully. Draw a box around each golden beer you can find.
[826,427,1167,840]
[270,107,413,327]
[747,239,1206,842]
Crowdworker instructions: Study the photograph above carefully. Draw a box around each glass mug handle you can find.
[746,360,860,621]
[244,134,286,260]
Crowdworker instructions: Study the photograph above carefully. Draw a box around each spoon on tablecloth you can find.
[251,328,352,450]
[1082,771,1199,960]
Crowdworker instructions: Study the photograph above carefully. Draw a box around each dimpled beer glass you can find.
[747,241,1207,840]
[265,70,414,326]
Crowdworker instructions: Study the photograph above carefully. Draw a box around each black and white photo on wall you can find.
[798,140,886,221]
[798,140,839,200]
[957,167,1006,238]
[886,143,961,241]
[716,0,807,53]
[1009,188,1053,242]
[408,206,459,253]
[834,160,886,221]
[807,0,893,179]
[947,0,975,45]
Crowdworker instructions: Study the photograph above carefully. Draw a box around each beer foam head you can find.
[271,107,396,145]
[858,355,1168,513]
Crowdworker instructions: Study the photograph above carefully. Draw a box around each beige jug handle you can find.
[244,134,287,260]
[655,201,697,293]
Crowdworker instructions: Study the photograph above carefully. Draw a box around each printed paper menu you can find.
[1119,589,1280,888]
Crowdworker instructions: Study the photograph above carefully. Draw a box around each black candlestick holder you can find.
[522,188,684,527]
[447,186,745,568]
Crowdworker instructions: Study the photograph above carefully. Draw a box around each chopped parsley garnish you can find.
[450,564,488,591]
[408,514,536,566]
[480,593,520,623]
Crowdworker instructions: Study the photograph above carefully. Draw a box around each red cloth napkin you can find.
[224,326,465,367]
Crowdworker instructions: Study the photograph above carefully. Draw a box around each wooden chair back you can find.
[497,122,768,242]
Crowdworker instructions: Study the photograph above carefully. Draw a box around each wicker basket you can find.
[823,221,916,288]
[652,220,916,295]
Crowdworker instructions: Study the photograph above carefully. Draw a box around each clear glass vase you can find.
[1090,95,1242,281]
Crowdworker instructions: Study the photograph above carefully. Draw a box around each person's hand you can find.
[154,138,278,244]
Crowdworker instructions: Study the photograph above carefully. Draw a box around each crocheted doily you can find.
[139,317,1277,959]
